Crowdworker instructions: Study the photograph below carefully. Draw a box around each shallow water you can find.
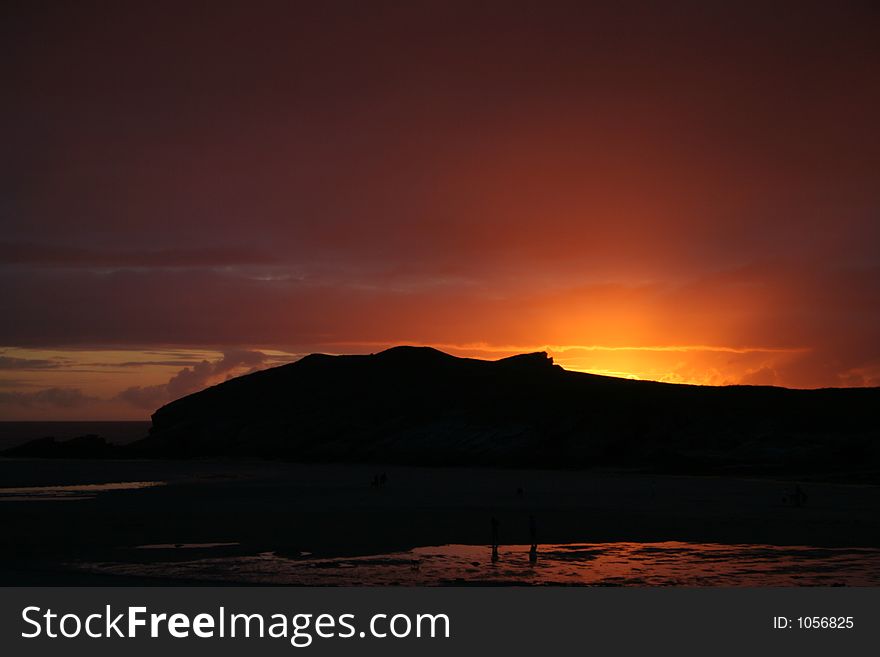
[77,541,880,586]
[136,542,240,550]
[0,481,165,501]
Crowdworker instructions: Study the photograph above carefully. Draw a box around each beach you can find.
[2,458,879,585]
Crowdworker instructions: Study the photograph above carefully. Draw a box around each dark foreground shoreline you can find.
[2,458,879,585]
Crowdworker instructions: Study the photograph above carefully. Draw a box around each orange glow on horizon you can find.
[0,337,874,421]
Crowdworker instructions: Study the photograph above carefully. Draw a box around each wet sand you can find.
[74,542,880,586]
[2,458,879,585]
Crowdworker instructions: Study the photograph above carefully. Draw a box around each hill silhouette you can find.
[122,346,879,475]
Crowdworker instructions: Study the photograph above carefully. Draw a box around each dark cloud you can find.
[96,361,200,368]
[0,355,64,370]
[0,387,95,408]
[0,242,276,269]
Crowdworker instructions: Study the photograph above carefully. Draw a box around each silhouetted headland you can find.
[5,346,879,477]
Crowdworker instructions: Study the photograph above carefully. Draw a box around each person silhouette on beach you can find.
[793,484,808,508]
[528,514,538,563]
[491,516,500,562]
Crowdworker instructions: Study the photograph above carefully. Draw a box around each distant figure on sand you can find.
[491,516,500,562]
[528,515,538,563]
[783,484,808,507]
[793,484,808,508]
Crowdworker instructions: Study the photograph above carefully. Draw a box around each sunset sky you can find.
[2,1,879,420]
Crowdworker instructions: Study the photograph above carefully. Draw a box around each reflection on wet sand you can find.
[78,541,880,586]
[0,481,165,501]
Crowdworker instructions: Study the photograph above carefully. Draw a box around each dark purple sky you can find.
[2,1,879,418]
